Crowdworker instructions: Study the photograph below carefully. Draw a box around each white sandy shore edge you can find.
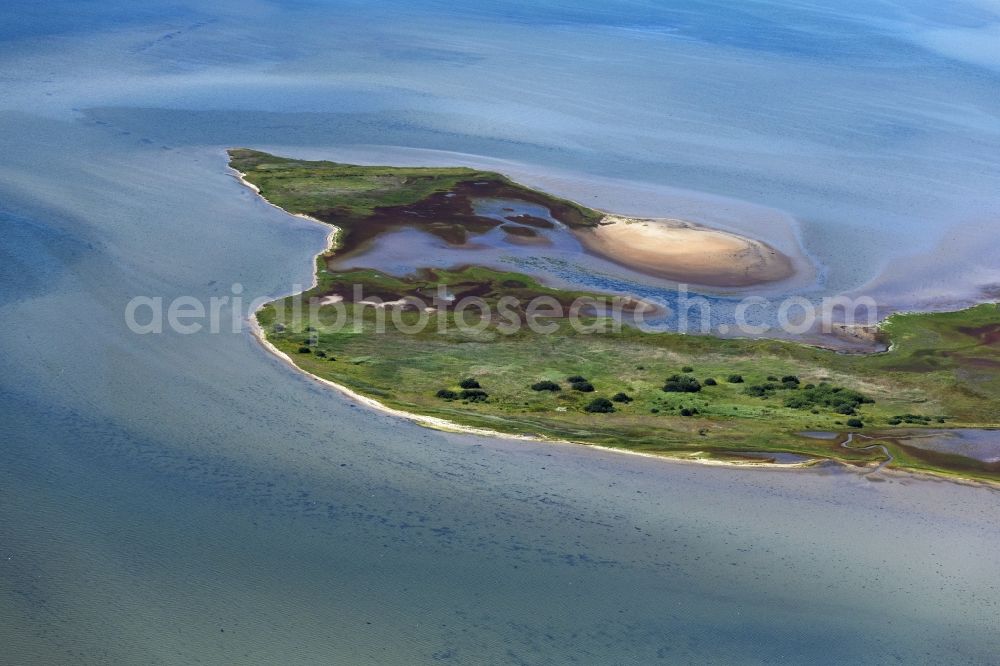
[576,214,794,287]
[231,166,331,229]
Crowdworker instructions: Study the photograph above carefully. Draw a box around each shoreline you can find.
[249,314,1000,488]
[247,316,827,472]
[230,166,333,230]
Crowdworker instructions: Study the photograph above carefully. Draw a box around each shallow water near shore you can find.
[3,1,1000,663]
[898,429,1000,463]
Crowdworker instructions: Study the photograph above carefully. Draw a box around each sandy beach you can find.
[575,215,794,287]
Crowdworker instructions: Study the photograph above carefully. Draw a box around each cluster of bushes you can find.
[742,384,773,398]
[742,375,802,399]
[526,376,633,414]
[531,380,561,392]
[782,383,873,415]
[761,374,800,384]
[846,418,864,428]
[584,397,615,413]
[679,407,699,417]
[434,388,489,402]
[663,374,701,393]
[459,389,489,402]
[887,413,944,425]
[295,345,337,360]
[727,374,744,383]
[437,377,489,402]
[529,376,598,392]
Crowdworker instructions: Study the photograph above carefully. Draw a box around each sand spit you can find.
[575,215,794,287]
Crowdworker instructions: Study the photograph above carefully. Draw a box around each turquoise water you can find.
[3,2,1000,663]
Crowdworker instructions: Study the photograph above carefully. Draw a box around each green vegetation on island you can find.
[232,149,1000,483]
[229,148,602,254]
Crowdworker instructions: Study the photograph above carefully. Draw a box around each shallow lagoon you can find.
[330,195,809,336]
[899,429,1000,464]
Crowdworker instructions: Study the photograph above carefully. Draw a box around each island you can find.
[229,148,1000,484]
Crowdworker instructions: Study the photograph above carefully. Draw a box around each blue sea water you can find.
[2,1,1000,663]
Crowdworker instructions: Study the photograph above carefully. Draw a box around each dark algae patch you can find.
[500,224,539,237]
[234,150,1000,483]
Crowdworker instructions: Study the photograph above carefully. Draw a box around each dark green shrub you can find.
[889,413,932,425]
[782,384,873,412]
[727,374,744,383]
[315,350,327,358]
[436,389,458,399]
[650,408,660,413]
[703,378,717,386]
[531,380,561,392]
[663,375,701,393]
[459,389,489,402]
[767,375,778,381]
[784,394,811,408]
[679,407,700,417]
[781,375,800,384]
[566,375,587,383]
[681,366,694,373]
[846,418,863,428]
[459,378,481,389]
[571,381,595,393]
[584,397,615,413]
[743,384,774,398]
[611,392,632,403]
[297,346,311,354]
